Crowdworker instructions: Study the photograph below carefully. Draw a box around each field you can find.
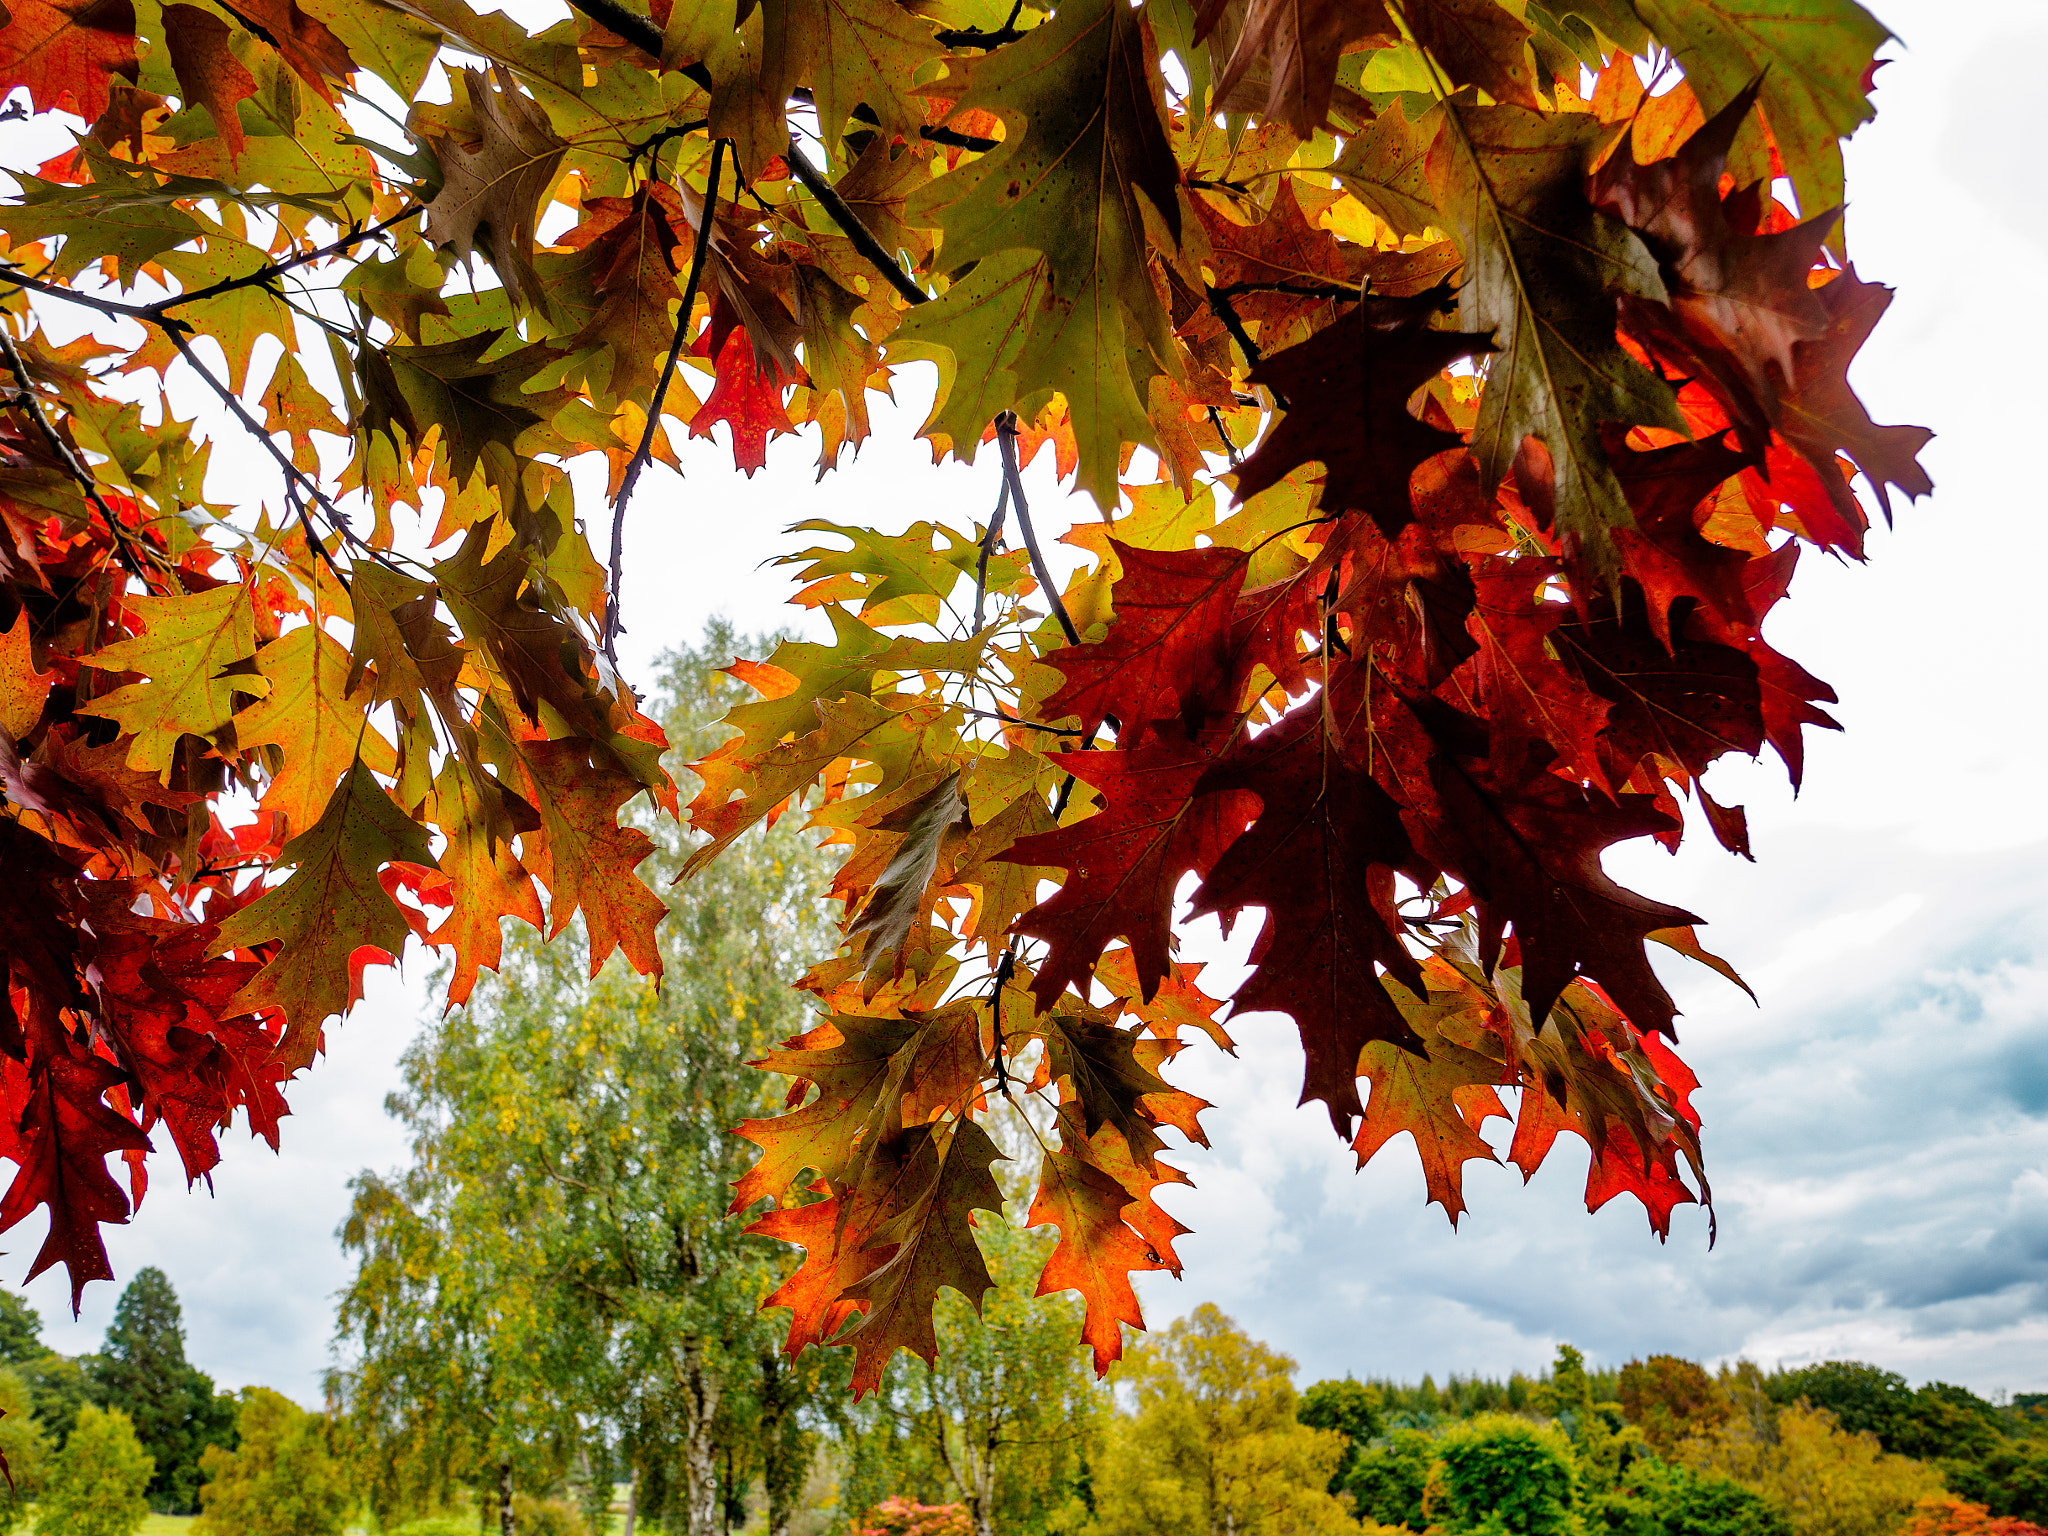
[138,1519,194,1535]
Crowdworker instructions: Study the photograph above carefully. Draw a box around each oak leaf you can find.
[210,756,436,1068]
[81,583,264,775]
[415,65,566,309]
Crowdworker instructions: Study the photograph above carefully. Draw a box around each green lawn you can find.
[138,1518,195,1535]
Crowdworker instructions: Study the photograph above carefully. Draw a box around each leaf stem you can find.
[607,137,728,665]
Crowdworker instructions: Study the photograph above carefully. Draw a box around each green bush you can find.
[33,1403,153,1536]
[1433,1413,1578,1536]
[1590,1459,1792,1536]
[192,1388,349,1536]
[1346,1428,1438,1528]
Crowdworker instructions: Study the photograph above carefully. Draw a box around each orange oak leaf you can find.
[162,5,254,159]
[517,739,667,981]
[0,0,138,123]
[1029,1146,1155,1373]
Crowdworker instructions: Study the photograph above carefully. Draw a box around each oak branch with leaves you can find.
[0,0,1927,1389]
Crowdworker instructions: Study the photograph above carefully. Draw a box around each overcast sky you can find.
[13,0,2048,1406]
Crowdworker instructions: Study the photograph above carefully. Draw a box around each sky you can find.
[11,0,2048,1407]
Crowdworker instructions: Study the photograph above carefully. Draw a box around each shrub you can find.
[856,1497,974,1536]
[1347,1428,1439,1529]
[33,1404,152,1536]
[1901,1494,2048,1536]
[192,1388,349,1536]
[1433,1414,1579,1536]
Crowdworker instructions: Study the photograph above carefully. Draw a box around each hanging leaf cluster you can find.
[0,0,1924,1388]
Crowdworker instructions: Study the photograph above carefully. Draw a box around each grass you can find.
[139,1518,196,1535]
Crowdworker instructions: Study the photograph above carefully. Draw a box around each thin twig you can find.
[0,263,150,318]
[936,0,1024,49]
[1206,404,1241,468]
[972,471,1010,630]
[161,326,352,590]
[1206,287,1270,385]
[1210,280,1358,303]
[960,705,1070,735]
[144,205,424,318]
[993,412,1078,647]
[0,326,151,581]
[987,947,1017,1097]
[783,136,928,306]
[607,138,727,665]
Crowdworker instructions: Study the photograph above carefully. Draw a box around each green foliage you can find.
[1537,1345,1643,1492]
[192,1388,350,1536]
[1299,1379,1382,1493]
[1433,1414,1580,1536]
[1088,1304,1352,1536]
[19,1355,93,1450]
[1347,1428,1438,1529]
[83,1269,235,1513]
[0,1365,53,1527]
[34,1404,153,1536]
[332,624,840,1533]
[384,1521,477,1536]
[1589,1458,1792,1536]
[0,1296,43,1368]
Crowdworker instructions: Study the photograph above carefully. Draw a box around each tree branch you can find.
[994,412,1077,647]
[1210,279,1358,302]
[935,0,1024,49]
[161,325,353,590]
[971,471,1009,630]
[0,325,152,582]
[606,138,727,665]
[144,205,425,318]
[784,136,928,306]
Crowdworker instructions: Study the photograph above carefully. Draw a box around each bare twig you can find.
[987,947,1017,1096]
[783,136,928,306]
[971,471,1010,630]
[1206,404,1241,468]
[1206,287,1270,387]
[161,326,353,590]
[1210,279,1358,303]
[0,325,152,581]
[993,412,1078,647]
[606,138,727,665]
[145,205,425,318]
[0,263,151,319]
[937,1,1024,49]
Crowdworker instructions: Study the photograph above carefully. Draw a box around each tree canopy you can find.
[0,0,1926,1389]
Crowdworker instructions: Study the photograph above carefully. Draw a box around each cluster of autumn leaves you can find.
[0,0,1923,1387]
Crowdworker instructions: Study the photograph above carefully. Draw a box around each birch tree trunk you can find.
[621,1475,638,1536]
[679,1335,724,1536]
[498,1461,516,1536]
